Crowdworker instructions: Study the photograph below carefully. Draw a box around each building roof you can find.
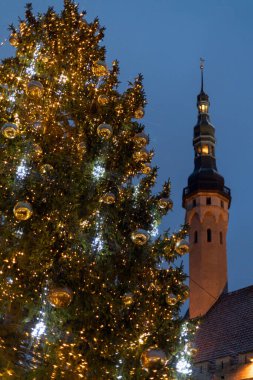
[194,285,253,363]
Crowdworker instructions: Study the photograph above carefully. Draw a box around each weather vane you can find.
[200,57,205,71]
[200,58,205,91]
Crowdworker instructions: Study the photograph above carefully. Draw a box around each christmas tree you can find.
[0,1,195,378]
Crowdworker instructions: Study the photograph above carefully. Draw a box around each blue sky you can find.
[1,0,253,293]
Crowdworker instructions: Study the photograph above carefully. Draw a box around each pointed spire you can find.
[197,58,209,114]
[200,57,205,93]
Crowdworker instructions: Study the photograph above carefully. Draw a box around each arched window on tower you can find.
[207,229,212,242]
[194,231,198,243]
[220,232,223,244]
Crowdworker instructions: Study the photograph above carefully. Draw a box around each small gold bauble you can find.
[1,123,19,139]
[32,144,43,158]
[98,94,109,105]
[40,164,54,177]
[33,121,42,131]
[97,123,113,139]
[133,148,149,162]
[77,142,86,156]
[133,132,148,147]
[27,80,44,98]
[181,287,189,300]
[100,192,116,204]
[47,287,73,308]
[131,229,149,246]
[13,201,33,221]
[141,163,152,175]
[134,107,145,119]
[115,104,124,116]
[158,198,172,210]
[122,292,134,306]
[186,343,198,356]
[166,293,178,306]
[175,239,189,255]
[141,348,167,370]
[92,60,108,77]
[9,33,19,47]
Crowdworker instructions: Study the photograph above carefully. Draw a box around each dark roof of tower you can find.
[194,285,253,363]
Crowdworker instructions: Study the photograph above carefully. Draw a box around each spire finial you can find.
[200,57,205,92]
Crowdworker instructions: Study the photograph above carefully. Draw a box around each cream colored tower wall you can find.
[185,192,229,319]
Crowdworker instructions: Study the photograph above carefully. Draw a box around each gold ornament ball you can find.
[13,201,33,221]
[100,192,116,204]
[166,293,178,306]
[186,342,198,356]
[158,198,172,210]
[27,80,44,98]
[131,229,149,246]
[98,94,109,105]
[134,107,145,119]
[1,123,19,139]
[48,287,73,308]
[141,163,152,175]
[175,239,189,255]
[40,164,54,177]
[9,33,19,47]
[115,104,124,116]
[77,142,87,156]
[141,348,167,370]
[97,123,113,139]
[133,148,149,162]
[32,144,43,158]
[122,292,134,306]
[92,60,108,77]
[133,132,148,147]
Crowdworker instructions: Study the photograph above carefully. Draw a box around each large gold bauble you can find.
[134,107,145,119]
[9,33,19,47]
[133,148,149,162]
[141,163,152,175]
[98,94,109,105]
[158,198,172,210]
[166,293,178,306]
[122,292,134,306]
[100,192,116,204]
[13,201,33,221]
[27,80,44,98]
[97,123,113,139]
[92,60,108,77]
[47,287,73,308]
[175,239,189,255]
[1,123,19,139]
[141,348,167,370]
[131,229,149,246]
[133,132,148,147]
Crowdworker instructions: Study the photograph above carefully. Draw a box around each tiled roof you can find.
[194,285,253,363]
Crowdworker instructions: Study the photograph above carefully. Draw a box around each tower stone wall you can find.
[185,192,229,318]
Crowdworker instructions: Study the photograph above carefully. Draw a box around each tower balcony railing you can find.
[183,185,231,198]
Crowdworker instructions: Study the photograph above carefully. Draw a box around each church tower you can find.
[183,61,231,319]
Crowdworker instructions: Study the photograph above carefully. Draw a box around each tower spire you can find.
[200,57,205,92]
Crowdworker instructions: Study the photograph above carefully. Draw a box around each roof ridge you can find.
[223,284,253,297]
